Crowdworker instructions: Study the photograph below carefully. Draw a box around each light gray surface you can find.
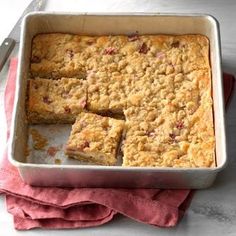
[0,0,236,235]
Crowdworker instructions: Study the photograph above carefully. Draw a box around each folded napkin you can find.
[0,59,234,230]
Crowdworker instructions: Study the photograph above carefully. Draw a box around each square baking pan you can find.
[8,12,227,188]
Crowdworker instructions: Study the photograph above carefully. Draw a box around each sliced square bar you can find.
[65,112,124,165]
[30,33,93,79]
[28,78,87,123]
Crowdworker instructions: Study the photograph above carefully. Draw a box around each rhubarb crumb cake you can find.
[28,33,215,168]
[30,34,87,79]
[123,101,215,168]
[30,33,210,114]
[28,78,87,123]
[65,112,124,165]
[123,69,215,167]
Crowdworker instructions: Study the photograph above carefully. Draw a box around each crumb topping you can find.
[28,33,215,167]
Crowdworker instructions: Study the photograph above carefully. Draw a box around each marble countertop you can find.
[0,0,236,235]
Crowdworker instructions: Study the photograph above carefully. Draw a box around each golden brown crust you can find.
[65,112,124,165]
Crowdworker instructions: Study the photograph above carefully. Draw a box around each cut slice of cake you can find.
[28,78,87,123]
[65,112,124,165]
[30,33,88,79]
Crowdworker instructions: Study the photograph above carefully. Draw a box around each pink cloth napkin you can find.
[0,58,234,230]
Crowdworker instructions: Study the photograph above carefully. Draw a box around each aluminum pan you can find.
[8,12,227,188]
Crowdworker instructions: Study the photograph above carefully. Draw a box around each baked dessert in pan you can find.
[28,33,215,167]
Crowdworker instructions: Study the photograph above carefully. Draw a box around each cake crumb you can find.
[24,145,30,157]
[47,146,59,157]
[54,159,61,165]
[30,129,48,150]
